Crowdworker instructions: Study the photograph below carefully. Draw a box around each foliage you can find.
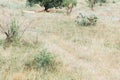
[0,18,28,48]
[6,18,19,43]
[26,49,59,72]
[0,18,20,48]
[62,0,77,15]
[27,0,77,14]
[75,13,98,26]
[27,0,63,11]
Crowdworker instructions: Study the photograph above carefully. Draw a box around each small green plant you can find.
[26,49,59,72]
[0,18,28,48]
[3,18,20,48]
[6,18,19,43]
[75,13,98,26]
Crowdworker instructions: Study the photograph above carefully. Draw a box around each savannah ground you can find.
[0,0,120,80]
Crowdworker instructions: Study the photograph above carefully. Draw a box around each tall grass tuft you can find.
[3,18,20,48]
[25,49,60,72]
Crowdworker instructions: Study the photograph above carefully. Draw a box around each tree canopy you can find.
[27,0,63,11]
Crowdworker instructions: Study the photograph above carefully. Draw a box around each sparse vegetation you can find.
[75,13,98,26]
[6,18,19,43]
[27,0,77,14]
[87,0,107,10]
[0,0,120,80]
[25,49,60,72]
[0,18,20,48]
[0,18,29,48]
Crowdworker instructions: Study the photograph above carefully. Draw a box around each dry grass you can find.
[0,0,120,80]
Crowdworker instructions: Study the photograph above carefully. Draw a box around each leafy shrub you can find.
[75,13,98,26]
[26,49,59,72]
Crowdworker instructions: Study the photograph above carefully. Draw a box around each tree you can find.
[62,0,77,15]
[27,0,77,14]
[27,0,63,12]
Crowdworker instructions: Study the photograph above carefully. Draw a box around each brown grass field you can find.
[0,0,120,80]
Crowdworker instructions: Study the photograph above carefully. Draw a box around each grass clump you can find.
[0,17,28,48]
[75,13,98,26]
[26,49,60,72]
[5,18,19,44]
[0,18,20,48]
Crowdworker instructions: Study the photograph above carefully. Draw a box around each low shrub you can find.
[25,49,60,72]
[75,13,98,26]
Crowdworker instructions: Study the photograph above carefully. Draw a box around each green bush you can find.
[27,0,63,12]
[75,13,98,26]
[26,49,59,72]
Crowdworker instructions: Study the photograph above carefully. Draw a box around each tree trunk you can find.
[89,0,94,11]
[44,4,49,12]
[66,4,73,15]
